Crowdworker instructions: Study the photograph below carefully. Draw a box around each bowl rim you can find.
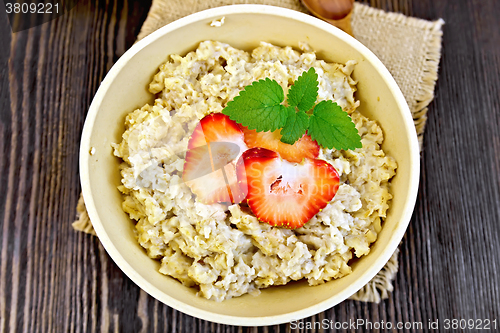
[80,4,420,326]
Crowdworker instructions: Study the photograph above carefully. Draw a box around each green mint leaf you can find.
[280,107,310,145]
[222,78,287,132]
[286,67,318,113]
[308,100,362,150]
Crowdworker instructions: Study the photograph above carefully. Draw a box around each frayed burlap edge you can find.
[74,1,443,304]
[352,4,444,149]
[349,247,399,302]
[414,19,444,148]
[73,194,96,235]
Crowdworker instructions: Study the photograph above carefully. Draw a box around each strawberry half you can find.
[237,147,339,228]
[240,126,320,163]
[183,113,248,204]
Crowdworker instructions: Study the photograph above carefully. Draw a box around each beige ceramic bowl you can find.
[80,5,419,326]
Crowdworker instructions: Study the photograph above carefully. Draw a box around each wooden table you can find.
[1,0,499,331]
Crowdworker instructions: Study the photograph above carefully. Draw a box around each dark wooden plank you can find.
[0,0,499,332]
[0,0,151,332]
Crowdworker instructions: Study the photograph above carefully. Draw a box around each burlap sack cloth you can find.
[73,0,444,303]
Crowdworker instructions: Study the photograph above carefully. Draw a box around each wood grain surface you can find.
[1,0,499,332]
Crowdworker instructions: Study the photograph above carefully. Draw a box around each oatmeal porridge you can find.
[112,41,397,301]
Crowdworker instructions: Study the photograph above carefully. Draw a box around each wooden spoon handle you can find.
[301,0,355,37]
[328,10,354,36]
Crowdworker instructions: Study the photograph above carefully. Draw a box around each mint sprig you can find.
[280,108,309,144]
[222,68,362,151]
[287,68,318,112]
[309,101,362,150]
[222,78,287,132]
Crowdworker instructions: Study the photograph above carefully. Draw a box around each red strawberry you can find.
[240,126,320,163]
[183,113,248,204]
[237,147,339,228]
